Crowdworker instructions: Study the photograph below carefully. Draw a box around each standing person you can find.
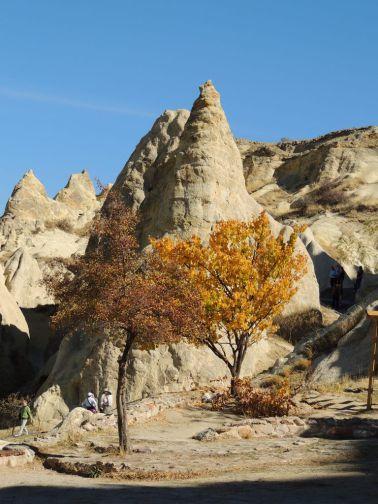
[14,399,33,437]
[338,264,345,300]
[100,390,113,415]
[330,264,341,310]
[329,265,338,288]
[81,392,98,413]
[354,266,364,294]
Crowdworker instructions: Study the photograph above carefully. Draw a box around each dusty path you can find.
[1,407,378,503]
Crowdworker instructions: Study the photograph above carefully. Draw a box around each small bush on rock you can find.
[276,309,322,344]
[292,358,311,372]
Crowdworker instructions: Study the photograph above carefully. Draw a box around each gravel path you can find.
[1,407,377,503]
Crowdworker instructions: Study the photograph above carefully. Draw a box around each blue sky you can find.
[0,0,377,211]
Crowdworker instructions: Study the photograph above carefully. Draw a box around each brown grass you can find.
[45,219,74,233]
[276,309,322,344]
[291,358,312,372]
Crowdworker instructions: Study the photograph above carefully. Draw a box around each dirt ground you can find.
[1,406,378,503]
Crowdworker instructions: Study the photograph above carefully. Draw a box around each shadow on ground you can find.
[2,439,378,504]
[1,473,378,504]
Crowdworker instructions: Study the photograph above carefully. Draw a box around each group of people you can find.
[329,264,364,309]
[13,389,113,438]
[81,389,113,414]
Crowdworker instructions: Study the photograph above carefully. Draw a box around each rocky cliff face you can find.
[0,264,30,393]
[110,81,320,314]
[0,171,105,396]
[237,127,378,289]
[0,170,104,308]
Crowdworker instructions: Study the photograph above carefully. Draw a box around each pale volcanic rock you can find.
[0,170,102,307]
[138,80,262,243]
[4,248,51,308]
[54,170,99,212]
[33,331,293,424]
[237,127,378,288]
[112,109,190,211]
[110,81,320,315]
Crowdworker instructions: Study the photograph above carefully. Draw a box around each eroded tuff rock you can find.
[112,109,190,211]
[0,169,103,308]
[237,127,378,290]
[109,80,320,315]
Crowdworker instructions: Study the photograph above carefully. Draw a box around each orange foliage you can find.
[152,213,307,390]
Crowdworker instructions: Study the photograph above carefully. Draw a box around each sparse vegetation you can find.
[291,358,311,372]
[45,218,74,233]
[260,374,284,388]
[276,309,322,344]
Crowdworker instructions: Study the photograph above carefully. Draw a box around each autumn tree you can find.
[152,213,307,395]
[46,196,203,454]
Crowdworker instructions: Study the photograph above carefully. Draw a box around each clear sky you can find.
[0,0,377,211]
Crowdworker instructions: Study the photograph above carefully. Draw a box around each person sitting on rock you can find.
[14,399,33,437]
[81,392,98,413]
[99,389,113,415]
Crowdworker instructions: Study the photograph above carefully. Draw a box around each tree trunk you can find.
[230,344,245,396]
[230,368,241,396]
[116,333,134,455]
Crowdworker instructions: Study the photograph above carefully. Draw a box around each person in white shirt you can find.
[100,390,113,415]
[81,392,98,413]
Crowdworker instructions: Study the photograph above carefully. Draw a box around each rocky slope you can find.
[237,127,378,290]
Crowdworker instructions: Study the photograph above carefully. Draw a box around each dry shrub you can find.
[45,219,74,233]
[211,390,231,410]
[292,358,311,371]
[234,379,293,417]
[260,374,284,388]
[211,379,293,417]
[278,366,292,378]
[276,309,322,344]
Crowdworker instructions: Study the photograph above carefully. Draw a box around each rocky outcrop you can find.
[310,292,378,383]
[136,81,262,242]
[0,169,103,308]
[237,127,378,290]
[112,109,190,211]
[32,81,322,422]
[262,289,378,382]
[0,170,104,395]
